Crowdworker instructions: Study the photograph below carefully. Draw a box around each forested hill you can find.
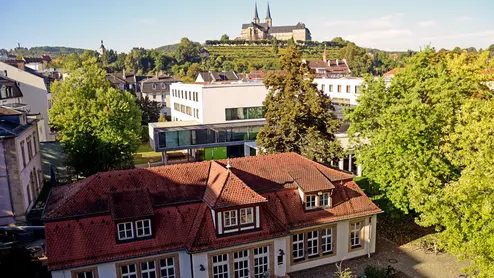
[11,46,88,57]
[155,43,179,54]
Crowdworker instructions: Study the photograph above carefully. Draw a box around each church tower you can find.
[265,2,272,27]
[253,3,260,24]
[99,40,106,56]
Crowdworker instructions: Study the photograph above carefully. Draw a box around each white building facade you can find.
[314,77,364,107]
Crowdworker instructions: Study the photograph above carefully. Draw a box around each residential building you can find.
[314,77,364,106]
[0,75,24,106]
[0,61,55,141]
[140,75,180,116]
[195,71,240,83]
[240,3,311,41]
[106,70,139,92]
[44,153,381,278]
[0,107,43,225]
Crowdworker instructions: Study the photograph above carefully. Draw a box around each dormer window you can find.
[240,207,254,224]
[224,210,238,227]
[319,192,330,207]
[136,219,152,237]
[118,222,134,240]
[305,195,316,210]
[152,83,157,89]
[161,83,166,89]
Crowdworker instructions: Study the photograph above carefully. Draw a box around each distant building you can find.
[240,3,311,41]
[0,61,55,141]
[0,107,43,225]
[106,70,138,92]
[140,75,181,116]
[98,40,106,56]
[305,47,351,78]
[196,71,240,83]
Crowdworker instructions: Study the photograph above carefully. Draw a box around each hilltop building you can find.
[240,3,311,41]
[98,40,106,56]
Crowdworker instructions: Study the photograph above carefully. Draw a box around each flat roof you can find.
[150,120,266,132]
[170,81,265,89]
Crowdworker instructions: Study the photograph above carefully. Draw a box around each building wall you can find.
[170,83,204,123]
[0,141,15,225]
[0,62,55,141]
[314,78,364,106]
[51,250,191,278]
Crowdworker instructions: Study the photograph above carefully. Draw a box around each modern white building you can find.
[170,82,267,124]
[0,61,55,141]
[314,77,364,106]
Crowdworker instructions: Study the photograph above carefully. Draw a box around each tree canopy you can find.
[49,58,142,176]
[256,45,343,162]
[346,48,494,275]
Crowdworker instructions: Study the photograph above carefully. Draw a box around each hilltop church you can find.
[240,3,312,41]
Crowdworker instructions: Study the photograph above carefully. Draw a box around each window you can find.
[160,257,175,278]
[32,133,37,154]
[253,246,269,278]
[225,106,265,121]
[223,210,237,227]
[152,84,157,89]
[233,250,249,278]
[355,85,360,94]
[322,228,333,254]
[321,84,325,92]
[181,91,183,98]
[292,233,304,260]
[73,268,98,278]
[26,136,33,160]
[120,264,137,278]
[329,84,333,92]
[161,83,166,89]
[19,141,26,167]
[346,85,351,93]
[136,219,152,237]
[305,195,316,210]
[240,208,253,225]
[350,221,362,248]
[319,192,330,207]
[141,261,156,278]
[337,85,342,92]
[307,230,319,258]
[212,254,229,278]
[152,94,156,100]
[26,184,32,205]
[188,91,191,100]
[118,222,134,240]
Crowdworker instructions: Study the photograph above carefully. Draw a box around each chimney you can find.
[17,60,25,71]
[122,68,126,79]
[336,59,339,66]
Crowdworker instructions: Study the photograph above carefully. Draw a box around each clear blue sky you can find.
[3,0,493,52]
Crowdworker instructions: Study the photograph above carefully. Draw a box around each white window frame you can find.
[223,210,238,227]
[152,83,157,89]
[233,250,249,278]
[319,192,330,207]
[160,257,175,278]
[135,219,152,238]
[305,195,316,210]
[239,207,254,225]
[75,271,95,278]
[350,222,362,247]
[212,254,229,278]
[120,264,137,278]
[117,222,134,240]
[292,233,304,260]
[307,230,319,257]
[253,246,269,278]
[322,228,333,254]
[161,83,166,89]
[141,260,156,278]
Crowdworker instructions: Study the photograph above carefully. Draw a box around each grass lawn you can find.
[134,143,162,165]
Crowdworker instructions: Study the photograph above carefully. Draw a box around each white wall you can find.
[314,78,364,106]
[170,83,203,123]
[52,250,191,278]
[0,62,55,141]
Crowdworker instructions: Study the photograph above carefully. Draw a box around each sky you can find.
[3,0,493,53]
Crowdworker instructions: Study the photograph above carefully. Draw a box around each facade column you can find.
[357,165,363,177]
[348,154,353,172]
[162,151,168,165]
[338,158,344,171]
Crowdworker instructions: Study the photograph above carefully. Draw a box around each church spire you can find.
[265,2,272,27]
[253,2,260,24]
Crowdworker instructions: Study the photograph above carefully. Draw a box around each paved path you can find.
[289,237,468,278]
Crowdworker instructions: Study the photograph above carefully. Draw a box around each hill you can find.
[155,43,179,54]
[12,46,88,57]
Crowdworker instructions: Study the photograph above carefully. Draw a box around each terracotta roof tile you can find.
[110,189,154,220]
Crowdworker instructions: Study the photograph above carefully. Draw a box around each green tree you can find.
[136,96,161,125]
[272,37,279,55]
[174,37,201,64]
[49,58,142,176]
[256,45,343,162]
[346,49,494,275]
[220,34,230,41]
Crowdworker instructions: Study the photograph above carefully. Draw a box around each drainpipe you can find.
[189,253,195,278]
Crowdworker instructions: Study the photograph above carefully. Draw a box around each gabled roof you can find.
[203,161,266,209]
[288,166,335,193]
[383,68,404,77]
[110,189,154,220]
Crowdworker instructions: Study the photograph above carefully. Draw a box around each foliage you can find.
[334,262,354,278]
[136,96,160,125]
[220,34,230,41]
[11,45,86,57]
[346,48,494,275]
[155,43,179,54]
[256,45,343,163]
[158,113,167,122]
[49,58,142,176]
[174,37,201,64]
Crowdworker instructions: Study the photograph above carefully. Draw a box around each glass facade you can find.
[225,106,265,121]
[157,124,263,150]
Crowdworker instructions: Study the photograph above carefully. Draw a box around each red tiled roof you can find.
[44,153,381,270]
[203,162,266,209]
[383,68,404,77]
[307,59,351,74]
